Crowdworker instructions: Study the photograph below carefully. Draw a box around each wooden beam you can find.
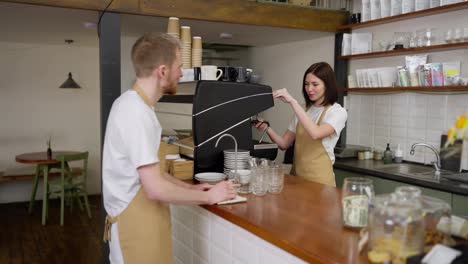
[3,0,347,32]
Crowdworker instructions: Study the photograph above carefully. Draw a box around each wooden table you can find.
[201,176,369,264]
[16,151,81,225]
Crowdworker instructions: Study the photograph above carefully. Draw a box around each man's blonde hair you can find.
[131,33,180,78]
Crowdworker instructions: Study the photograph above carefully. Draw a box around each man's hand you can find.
[206,181,237,205]
[191,183,213,191]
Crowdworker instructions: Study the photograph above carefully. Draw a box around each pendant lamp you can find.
[59,40,81,89]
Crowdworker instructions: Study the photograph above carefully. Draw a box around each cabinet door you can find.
[452,194,468,217]
[371,177,452,204]
[334,169,367,188]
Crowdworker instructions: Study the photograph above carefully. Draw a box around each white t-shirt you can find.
[288,103,347,164]
[102,89,161,264]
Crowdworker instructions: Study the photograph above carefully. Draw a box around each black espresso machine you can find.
[191,81,275,174]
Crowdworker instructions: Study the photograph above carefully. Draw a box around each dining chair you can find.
[49,151,91,226]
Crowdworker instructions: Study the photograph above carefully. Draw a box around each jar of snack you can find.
[368,192,424,264]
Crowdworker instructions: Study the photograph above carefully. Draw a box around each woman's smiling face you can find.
[304,73,325,106]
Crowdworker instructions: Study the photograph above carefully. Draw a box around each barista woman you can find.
[254,62,347,186]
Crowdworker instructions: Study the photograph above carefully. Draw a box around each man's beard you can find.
[162,75,177,95]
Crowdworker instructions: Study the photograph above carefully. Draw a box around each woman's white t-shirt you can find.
[288,103,347,164]
[102,90,162,264]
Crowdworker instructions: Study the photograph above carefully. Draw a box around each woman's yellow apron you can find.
[291,105,336,187]
[103,84,173,264]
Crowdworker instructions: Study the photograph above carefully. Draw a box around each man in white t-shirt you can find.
[102,33,237,264]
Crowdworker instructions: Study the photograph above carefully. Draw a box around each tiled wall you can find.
[170,205,307,264]
[346,93,468,164]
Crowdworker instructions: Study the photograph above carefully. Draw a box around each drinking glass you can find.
[268,164,284,194]
[251,165,268,196]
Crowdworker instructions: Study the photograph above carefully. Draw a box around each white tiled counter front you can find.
[170,205,307,264]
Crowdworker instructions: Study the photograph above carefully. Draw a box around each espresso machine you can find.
[191,81,274,173]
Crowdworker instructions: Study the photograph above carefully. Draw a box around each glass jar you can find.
[394,186,452,249]
[342,177,374,228]
[368,193,425,264]
[268,164,284,194]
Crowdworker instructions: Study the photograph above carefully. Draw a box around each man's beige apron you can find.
[103,84,173,264]
[291,105,336,187]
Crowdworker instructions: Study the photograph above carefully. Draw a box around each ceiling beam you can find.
[3,0,347,32]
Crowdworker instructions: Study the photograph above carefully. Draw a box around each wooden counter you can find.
[201,176,369,264]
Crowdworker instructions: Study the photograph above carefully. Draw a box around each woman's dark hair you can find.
[302,62,338,109]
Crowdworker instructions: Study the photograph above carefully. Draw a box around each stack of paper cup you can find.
[192,36,202,68]
[180,26,192,69]
[167,17,180,39]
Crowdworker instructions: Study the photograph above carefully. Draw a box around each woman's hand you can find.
[273,88,297,105]
[252,118,269,131]
[191,183,213,191]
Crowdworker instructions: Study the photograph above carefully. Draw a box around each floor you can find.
[0,195,104,264]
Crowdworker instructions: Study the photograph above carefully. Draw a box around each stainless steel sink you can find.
[372,163,468,184]
[373,163,454,182]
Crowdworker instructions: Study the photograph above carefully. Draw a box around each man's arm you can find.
[138,162,236,205]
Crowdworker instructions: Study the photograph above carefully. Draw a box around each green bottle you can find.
[383,143,393,164]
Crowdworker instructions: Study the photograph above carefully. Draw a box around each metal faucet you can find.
[410,143,441,175]
[215,134,238,175]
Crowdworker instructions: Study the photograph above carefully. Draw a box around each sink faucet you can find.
[215,134,238,175]
[410,143,441,175]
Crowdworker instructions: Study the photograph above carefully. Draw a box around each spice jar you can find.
[342,177,374,228]
[373,150,383,160]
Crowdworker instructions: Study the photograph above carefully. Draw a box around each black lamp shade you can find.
[59,72,81,88]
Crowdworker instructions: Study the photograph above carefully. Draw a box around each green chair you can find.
[49,151,91,226]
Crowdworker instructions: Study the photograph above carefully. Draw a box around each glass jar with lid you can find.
[342,177,374,228]
[367,192,425,264]
[394,186,453,249]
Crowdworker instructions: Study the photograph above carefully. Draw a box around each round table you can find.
[16,151,81,225]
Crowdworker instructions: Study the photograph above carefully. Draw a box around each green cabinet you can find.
[452,194,468,217]
[334,168,462,215]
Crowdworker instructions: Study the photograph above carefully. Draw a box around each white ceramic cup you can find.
[201,65,223,80]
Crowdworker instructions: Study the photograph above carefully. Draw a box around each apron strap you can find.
[103,214,119,242]
[316,105,331,125]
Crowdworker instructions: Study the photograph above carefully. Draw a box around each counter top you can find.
[334,159,468,196]
[201,176,368,264]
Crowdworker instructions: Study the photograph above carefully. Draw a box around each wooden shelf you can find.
[343,86,468,93]
[159,94,194,104]
[338,2,468,30]
[338,41,468,60]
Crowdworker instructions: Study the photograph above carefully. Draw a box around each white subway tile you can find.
[259,248,289,264]
[408,106,427,118]
[447,94,468,108]
[407,128,426,141]
[407,117,426,129]
[426,130,443,144]
[427,95,447,108]
[360,95,375,106]
[390,127,407,138]
[256,238,296,262]
[375,95,391,105]
[193,255,209,264]
[178,219,194,248]
[193,234,210,262]
[174,257,185,264]
[211,217,232,254]
[211,245,232,264]
[375,116,390,126]
[426,118,446,131]
[359,125,373,136]
[391,105,409,117]
[173,239,193,264]
[390,94,408,105]
[359,135,373,147]
[408,93,427,106]
[374,136,389,150]
[375,105,390,116]
[232,233,260,264]
[374,126,389,137]
[391,117,408,128]
[193,211,211,239]
[427,107,446,120]
[346,130,359,145]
